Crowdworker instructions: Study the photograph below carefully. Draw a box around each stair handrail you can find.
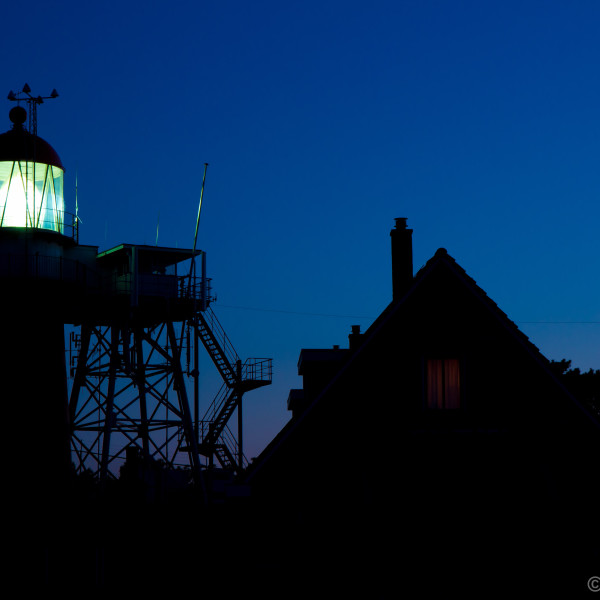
[200,387,239,447]
[220,425,248,471]
[197,306,240,373]
[200,382,230,425]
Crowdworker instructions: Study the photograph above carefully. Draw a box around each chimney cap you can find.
[394,217,408,229]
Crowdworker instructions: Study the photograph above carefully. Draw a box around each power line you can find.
[215,304,600,325]
[518,321,600,324]
[216,304,600,324]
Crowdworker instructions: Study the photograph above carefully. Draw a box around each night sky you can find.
[5,0,600,459]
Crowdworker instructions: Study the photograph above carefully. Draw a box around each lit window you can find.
[426,358,461,409]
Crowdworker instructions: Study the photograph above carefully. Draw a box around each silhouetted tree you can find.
[550,358,600,417]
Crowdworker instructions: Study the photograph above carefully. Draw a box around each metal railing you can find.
[102,272,209,303]
[0,210,80,241]
[242,358,273,383]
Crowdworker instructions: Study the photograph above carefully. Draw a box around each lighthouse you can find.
[0,100,77,495]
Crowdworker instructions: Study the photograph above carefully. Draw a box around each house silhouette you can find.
[245,219,600,596]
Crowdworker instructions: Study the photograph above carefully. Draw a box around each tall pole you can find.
[190,163,208,441]
[100,326,120,484]
[194,323,199,443]
[135,329,151,460]
[193,164,208,254]
[166,321,207,501]
[75,171,79,242]
[189,163,208,294]
[237,359,243,472]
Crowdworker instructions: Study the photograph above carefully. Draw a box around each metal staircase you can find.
[194,306,271,472]
[214,443,238,471]
[195,306,238,385]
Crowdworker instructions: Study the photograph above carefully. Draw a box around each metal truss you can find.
[69,321,203,486]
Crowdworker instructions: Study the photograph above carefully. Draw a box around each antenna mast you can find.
[189,163,208,445]
[193,163,209,255]
[189,163,209,292]
[7,83,59,136]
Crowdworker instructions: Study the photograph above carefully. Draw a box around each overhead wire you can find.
[215,303,600,324]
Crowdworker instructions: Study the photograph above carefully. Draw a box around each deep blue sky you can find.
[5,0,600,458]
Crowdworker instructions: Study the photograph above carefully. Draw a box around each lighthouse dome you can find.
[0,106,64,169]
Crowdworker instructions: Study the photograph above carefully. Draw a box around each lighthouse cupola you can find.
[0,105,65,234]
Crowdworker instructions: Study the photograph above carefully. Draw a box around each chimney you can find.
[390,217,413,300]
[348,325,362,350]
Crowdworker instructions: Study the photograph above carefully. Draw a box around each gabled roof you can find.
[245,247,600,482]
[365,246,541,357]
